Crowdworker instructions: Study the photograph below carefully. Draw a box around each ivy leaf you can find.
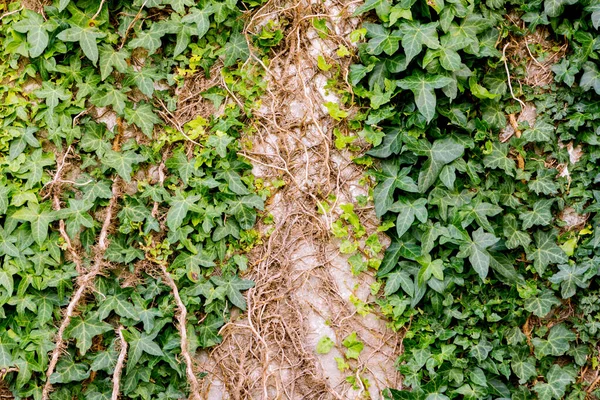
[217,169,250,195]
[522,120,555,142]
[129,29,163,54]
[524,289,560,317]
[364,23,402,56]
[528,170,559,196]
[520,199,553,230]
[170,0,195,14]
[124,328,164,372]
[390,198,428,237]
[503,214,531,249]
[544,0,578,17]
[353,0,392,17]
[384,270,414,297]
[56,199,95,239]
[342,332,364,360]
[66,315,113,355]
[469,338,492,362]
[416,138,464,192]
[397,21,440,64]
[166,191,202,231]
[223,32,250,67]
[124,103,161,138]
[49,357,90,384]
[90,84,129,114]
[316,336,335,354]
[181,6,214,38]
[207,131,234,158]
[99,45,129,80]
[533,364,575,400]
[197,314,224,348]
[34,82,71,111]
[548,263,589,299]
[398,72,453,122]
[580,61,600,95]
[460,228,499,280]
[0,339,14,368]
[12,10,49,58]
[97,293,139,321]
[526,230,567,275]
[57,25,107,65]
[13,202,56,245]
[210,275,254,310]
[483,142,516,176]
[166,150,197,185]
[511,354,537,383]
[101,149,147,182]
[532,324,576,358]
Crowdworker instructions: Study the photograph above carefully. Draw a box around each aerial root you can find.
[158,263,202,400]
[111,326,128,400]
[42,179,121,400]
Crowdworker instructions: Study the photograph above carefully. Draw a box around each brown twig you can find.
[158,262,202,400]
[42,180,121,400]
[111,326,128,400]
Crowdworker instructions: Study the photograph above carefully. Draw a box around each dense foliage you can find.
[0,0,269,398]
[351,0,600,398]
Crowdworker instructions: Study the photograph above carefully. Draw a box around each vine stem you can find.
[502,43,527,111]
[111,326,128,400]
[158,263,202,400]
[42,180,120,400]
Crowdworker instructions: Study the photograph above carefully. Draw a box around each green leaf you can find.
[90,84,129,114]
[57,25,107,65]
[166,191,202,231]
[544,0,577,17]
[532,324,575,358]
[511,354,537,383]
[364,23,402,55]
[342,332,364,360]
[99,45,129,81]
[316,336,335,354]
[34,82,71,111]
[526,230,567,275]
[548,263,589,299]
[533,364,575,399]
[218,169,249,195]
[416,139,464,192]
[123,328,164,372]
[100,149,147,182]
[520,199,554,230]
[580,61,600,94]
[182,6,214,38]
[469,338,492,362]
[210,275,254,310]
[461,228,499,280]
[391,198,428,237]
[524,289,560,317]
[207,131,234,158]
[13,202,56,245]
[197,314,224,348]
[397,21,440,64]
[398,72,453,122]
[353,0,392,17]
[385,270,414,297]
[503,214,531,250]
[522,120,555,142]
[483,142,516,176]
[223,32,250,67]
[97,293,139,321]
[50,358,90,384]
[124,103,161,138]
[66,316,113,355]
[12,10,49,57]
